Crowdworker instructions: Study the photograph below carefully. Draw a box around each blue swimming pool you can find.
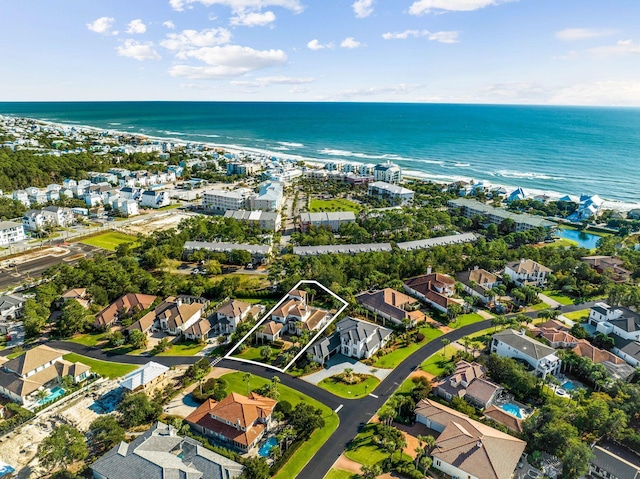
[36,386,66,406]
[501,403,524,419]
[258,437,278,458]
[562,381,575,391]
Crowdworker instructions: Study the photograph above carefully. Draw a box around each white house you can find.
[41,206,75,227]
[337,317,392,360]
[154,297,206,336]
[0,221,26,245]
[373,162,402,184]
[576,194,604,220]
[456,267,501,304]
[588,302,640,341]
[111,199,139,217]
[209,299,254,334]
[22,210,46,232]
[503,259,551,287]
[491,329,561,378]
[140,190,170,209]
[0,293,25,320]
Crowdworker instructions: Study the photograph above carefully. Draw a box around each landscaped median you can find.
[220,372,339,479]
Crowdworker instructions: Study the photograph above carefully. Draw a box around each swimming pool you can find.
[562,381,575,391]
[501,403,524,419]
[36,386,66,406]
[258,437,278,458]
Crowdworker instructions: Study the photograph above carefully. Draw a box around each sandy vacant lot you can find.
[122,212,193,235]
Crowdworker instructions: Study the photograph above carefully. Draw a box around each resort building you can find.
[293,243,392,256]
[491,329,561,378]
[183,241,271,264]
[448,198,555,232]
[226,162,260,176]
[90,421,244,479]
[368,181,414,206]
[299,211,356,232]
[119,362,170,396]
[0,345,91,407]
[249,181,284,211]
[0,221,26,245]
[456,267,501,304]
[403,271,460,314]
[223,210,281,231]
[503,259,552,287]
[186,392,277,453]
[95,293,158,329]
[415,398,526,479]
[355,288,424,327]
[373,162,402,184]
[202,188,252,213]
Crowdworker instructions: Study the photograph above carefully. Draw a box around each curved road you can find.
[47,300,596,479]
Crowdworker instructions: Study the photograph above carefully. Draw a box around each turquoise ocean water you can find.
[0,102,639,205]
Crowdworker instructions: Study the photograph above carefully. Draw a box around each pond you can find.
[555,228,602,249]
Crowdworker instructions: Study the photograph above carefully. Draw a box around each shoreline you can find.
[3,114,638,212]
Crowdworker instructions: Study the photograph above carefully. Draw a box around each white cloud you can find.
[163,20,176,29]
[290,86,309,93]
[231,76,315,87]
[341,37,364,49]
[480,82,547,101]
[555,28,616,42]
[161,28,232,54]
[307,39,333,50]
[87,17,116,35]
[409,0,514,15]
[170,0,185,11]
[331,83,424,100]
[116,39,161,60]
[126,19,147,34]
[382,29,459,43]
[169,45,287,78]
[170,0,303,14]
[549,80,640,106]
[590,39,640,56]
[230,10,276,26]
[352,0,374,18]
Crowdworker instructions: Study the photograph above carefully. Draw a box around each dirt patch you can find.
[332,454,364,474]
[122,212,192,236]
[409,370,437,384]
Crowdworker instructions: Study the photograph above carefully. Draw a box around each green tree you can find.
[242,456,270,479]
[128,329,148,349]
[260,345,272,361]
[117,392,162,428]
[37,424,88,471]
[22,298,49,338]
[152,337,172,354]
[57,300,92,338]
[50,471,82,479]
[562,438,594,479]
[360,464,382,479]
[441,338,451,358]
[290,403,325,439]
[89,415,125,451]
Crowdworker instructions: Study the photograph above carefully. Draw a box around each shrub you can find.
[416,332,425,342]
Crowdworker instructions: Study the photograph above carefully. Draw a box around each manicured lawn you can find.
[233,345,266,362]
[563,309,591,322]
[221,372,339,479]
[318,375,380,399]
[345,424,389,466]
[543,290,575,305]
[80,231,139,251]
[325,469,359,479]
[547,238,578,248]
[62,353,137,378]
[309,198,361,213]
[420,345,456,377]
[450,313,486,329]
[156,341,205,356]
[68,331,110,347]
[530,302,550,311]
[6,350,25,360]
[372,326,443,369]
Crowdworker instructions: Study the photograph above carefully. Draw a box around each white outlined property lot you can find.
[224,280,348,372]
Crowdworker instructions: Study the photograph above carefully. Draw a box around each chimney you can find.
[427,266,432,275]
[477,440,483,448]
[520,328,526,335]
[176,297,183,307]
[520,258,525,263]
[473,265,479,271]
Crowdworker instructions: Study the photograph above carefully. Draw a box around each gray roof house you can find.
[310,317,392,365]
[0,293,25,320]
[590,442,640,479]
[491,329,561,378]
[91,421,244,479]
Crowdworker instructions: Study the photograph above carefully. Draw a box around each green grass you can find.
[420,345,456,377]
[563,309,591,321]
[542,290,575,305]
[450,313,487,329]
[156,204,181,210]
[546,238,579,248]
[309,198,361,213]
[396,376,419,395]
[530,302,550,311]
[233,345,267,362]
[68,331,110,347]
[318,375,380,399]
[221,372,339,479]
[156,341,205,356]
[345,424,389,466]
[325,469,359,479]
[80,231,139,251]
[6,350,25,360]
[62,353,137,379]
[372,326,443,369]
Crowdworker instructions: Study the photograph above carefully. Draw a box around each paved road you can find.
[0,243,99,291]
[44,300,598,479]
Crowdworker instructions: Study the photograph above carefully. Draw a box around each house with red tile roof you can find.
[94,293,157,329]
[185,392,277,452]
[403,270,461,314]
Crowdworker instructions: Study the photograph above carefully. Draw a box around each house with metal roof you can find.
[120,362,170,395]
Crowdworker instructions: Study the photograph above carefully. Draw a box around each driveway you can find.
[302,354,392,385]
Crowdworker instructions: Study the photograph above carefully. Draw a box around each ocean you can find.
[1,102,639,206]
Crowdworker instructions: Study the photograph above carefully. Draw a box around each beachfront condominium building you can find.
[299,211,356,232]
[368,181,414,206]
[373,162,402,183]
[249,181,284,211]
[202,188,252,213]
[448,198,556,232]
[0,221,25,245]
[227,162,260,176]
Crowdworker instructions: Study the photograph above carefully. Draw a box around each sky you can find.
[2,0,640,105]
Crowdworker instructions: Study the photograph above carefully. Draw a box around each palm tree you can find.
[242,372,251,395]
[441,338,451,359]
[419,455,433,473]
[35,389,49,405]
[461,336,472,354]
[260,345,272,361]
[360,464,382,479]
[270,376,280,399]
